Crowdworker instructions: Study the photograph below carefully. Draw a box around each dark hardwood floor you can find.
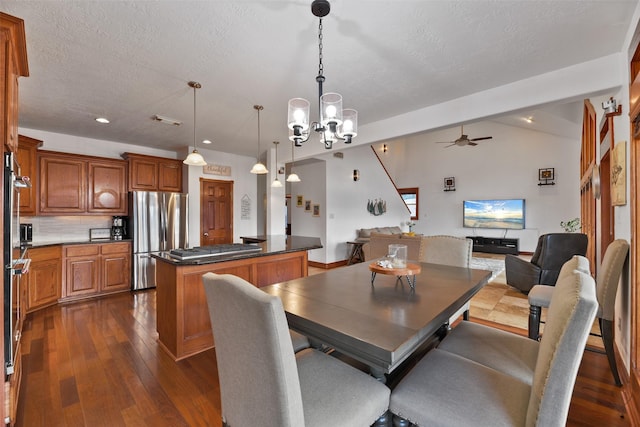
[17,289,630,426]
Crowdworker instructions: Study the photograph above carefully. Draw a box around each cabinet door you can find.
[101,253,130,292]
[88,160,127,214]
[158,159,182,192]
[65,256,99,297]
[128,157,158,190]
[26,257,62,312]
[39,153,86,214]
[17,135,42,216]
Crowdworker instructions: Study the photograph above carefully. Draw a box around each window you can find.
[398,187,419,220]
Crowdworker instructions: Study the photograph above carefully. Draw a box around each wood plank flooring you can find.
[17,275,630,426]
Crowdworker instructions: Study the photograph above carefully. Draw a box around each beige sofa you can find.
[362,232,426,261]
[356,226,403,242]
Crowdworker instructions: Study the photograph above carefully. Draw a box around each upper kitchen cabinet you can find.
[17,135,42,216]
[122,152,183,192]
[88,159,127,214]
[38,151,128,215]
[0,13,29,154]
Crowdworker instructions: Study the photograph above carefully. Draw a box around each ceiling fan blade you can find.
[435,141,454,144]
[468,142,478,146]
[469,136,492,142]
[445,143,456,148]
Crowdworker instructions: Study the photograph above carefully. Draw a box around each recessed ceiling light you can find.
[523,116,534,124]
[95,117,110,124]
[202,139,212,144]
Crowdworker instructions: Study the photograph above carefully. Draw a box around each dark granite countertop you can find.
[25,239,132,249]
[153,235,322,266]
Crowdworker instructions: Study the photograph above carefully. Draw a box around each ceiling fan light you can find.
[183,149,207,166]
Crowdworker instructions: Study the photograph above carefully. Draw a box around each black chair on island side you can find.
[505,232,588,293]
[201,272,390,427]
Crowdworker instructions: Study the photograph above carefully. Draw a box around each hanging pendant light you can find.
[271,141,283,188]
[250,105,269,174]
[183,81,207,166]
[286,0,357,150]
[286,139,301,182]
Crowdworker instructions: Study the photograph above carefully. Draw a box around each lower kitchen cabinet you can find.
[24,245,62,313]
[63,241,131,301]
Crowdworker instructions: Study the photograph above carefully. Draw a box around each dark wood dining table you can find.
[262,260,492,378]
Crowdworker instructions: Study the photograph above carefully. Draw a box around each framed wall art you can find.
[313,204,320,217]
[305,200,312,212]
[296,195,304,207]
[611,141,626,206]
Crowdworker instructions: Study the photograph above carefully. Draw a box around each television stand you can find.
[466,236,519,255]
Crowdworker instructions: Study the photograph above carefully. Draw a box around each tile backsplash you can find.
[22,215,114,244]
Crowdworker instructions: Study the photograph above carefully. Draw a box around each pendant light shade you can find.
[271,141,283,188]
[183,81,207,166]
[250,105,269,174]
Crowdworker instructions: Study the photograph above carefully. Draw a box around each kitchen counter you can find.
[152,235,322,265]
[26,239,132,248]
[154,235,322,361]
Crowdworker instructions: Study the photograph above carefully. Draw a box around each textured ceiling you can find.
[2,1,637,158]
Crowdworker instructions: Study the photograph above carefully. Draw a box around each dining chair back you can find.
[202,273,390,427]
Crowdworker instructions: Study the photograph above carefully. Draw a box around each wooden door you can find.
[200,179,233,246]
[580,99,597,275]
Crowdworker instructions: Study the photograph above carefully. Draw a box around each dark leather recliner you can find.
[505,233,588,293]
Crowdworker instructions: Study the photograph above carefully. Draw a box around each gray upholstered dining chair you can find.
[528,239,629,386]
[201,272,390,427]
[389,261,597,426]
[421,235,473,322]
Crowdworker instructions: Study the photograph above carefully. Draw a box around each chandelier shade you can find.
[183,81,207,166]
[286,0,357,150]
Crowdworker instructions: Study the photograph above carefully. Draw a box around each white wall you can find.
[381,121,582,252]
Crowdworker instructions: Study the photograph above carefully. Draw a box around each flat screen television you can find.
[463,199,525,230]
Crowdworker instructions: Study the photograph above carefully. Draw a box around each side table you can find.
[347,241,366,265]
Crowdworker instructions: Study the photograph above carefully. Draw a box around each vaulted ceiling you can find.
[3,1,637,158]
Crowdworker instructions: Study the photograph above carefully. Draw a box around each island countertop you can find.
[152,235,322,266]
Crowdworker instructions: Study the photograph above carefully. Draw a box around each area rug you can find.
[470,257,505,282]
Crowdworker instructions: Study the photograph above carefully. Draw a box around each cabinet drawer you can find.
[64,245,100,257]
[101,242,131,255]
[28,245,62,262]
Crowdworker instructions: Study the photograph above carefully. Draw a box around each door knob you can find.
[204,232,209,236]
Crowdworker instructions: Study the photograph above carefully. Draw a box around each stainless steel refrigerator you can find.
[129,191,189,290]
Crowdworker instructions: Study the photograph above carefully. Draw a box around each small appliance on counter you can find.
[111,216,126,240]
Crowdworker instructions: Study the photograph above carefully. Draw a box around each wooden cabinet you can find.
[123,152,182,192]
[24,245,62,312]
[63,242,131,300]
[1,13,29,426]
[88,160,127,213]
[38,151,127,215]
[16,135,42,216]
[1,13,28,154]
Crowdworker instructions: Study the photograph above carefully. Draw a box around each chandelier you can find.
[183,81,207,166]
[287,0,357,150]
[271,141,283,187]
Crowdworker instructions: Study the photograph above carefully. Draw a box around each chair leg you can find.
[462,309,470,321]
[528,305,541,340]
[600,318,622,386]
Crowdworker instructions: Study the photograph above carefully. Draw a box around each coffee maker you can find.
[111,216,126,240]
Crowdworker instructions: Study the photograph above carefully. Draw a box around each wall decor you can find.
[296,195,304,207]
[538,168,555,186]
[203,164,232,176]
[444,177,455,192]
[305,200,312,212]
[367,199,387,216]
[241,194,251,220]
[353,169,360,181]
[313,204,320,217]
[611,141,626,205]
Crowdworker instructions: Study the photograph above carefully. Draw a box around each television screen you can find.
[463,199,525,230]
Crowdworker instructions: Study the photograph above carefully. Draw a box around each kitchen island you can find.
[153,235,322,360]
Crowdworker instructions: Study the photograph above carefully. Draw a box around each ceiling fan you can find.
[436,125,493,147]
